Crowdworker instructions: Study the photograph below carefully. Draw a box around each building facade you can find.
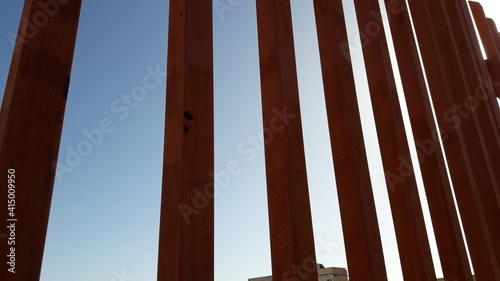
[249,264,349,281]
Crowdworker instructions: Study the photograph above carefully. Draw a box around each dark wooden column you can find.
[456,0,500,130]
[486,19,500,99]
[351,0,436,280]
[382,0,473,280]
[157,0,214,280]
[443,0,500,268]
[495,29,500,57]
[255,1,318,280]
[408,0,500,279]
[487,18,500,60]
[0,1,82,280]
[469,3,500,60]
[470,2,500,99]
[312,1,387,280]
[443,0,500,184]
[489,19,500,56]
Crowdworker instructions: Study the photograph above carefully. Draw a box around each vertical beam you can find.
[445,0,500,185]
[497,30,500,54]
[255,1,318,280]
[487,19,500,99]
[445,6,500,270]
[351,1,436,280]
[408,0,500,279]
[312,1,387,280]
[382,1,473,280]
[469,3,500,60]
[493,30,500,54]
[0,0,82,280]
[444,0,500,264]
[456,0,500,133]
[487,19,500,58]
[157,0,213,280]
[495,28,500,57]
[469,2,500,99]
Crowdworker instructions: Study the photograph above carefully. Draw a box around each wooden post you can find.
[486,19,500,99]
[157,0,214,280]
[445,0,500,184]
[443,0,500,267]
[352,0,436,280]
[470,2,500,100]
[456,0,500,130]
[313,0,387,280]
[487,19,500,58]
[469,2,500,99]
[408,0,500,279]
[469,2,500,60]
[0,0,82,280]
[255,1,318,280]
[383,0,473,280]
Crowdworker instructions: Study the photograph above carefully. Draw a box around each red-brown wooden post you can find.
[457,0,500,131]
[496,29,500,57]
[313,0,387,280]
[469,3,500,60]
[443,0,500,265]
[0,0,82,280]
[255,1,318,280]
[486,19,500,99]
[408,0,500,279]
[157,0,214,280]
[383,0,473,280]
[470,2,500,99]
[488,20,500,57]
[352,0,436,280]
[445,0,500,181]
[487,19,500,58]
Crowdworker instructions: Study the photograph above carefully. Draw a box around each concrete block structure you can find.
[249,264,349,281]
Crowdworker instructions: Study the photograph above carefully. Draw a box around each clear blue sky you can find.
[1,1,499,281]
